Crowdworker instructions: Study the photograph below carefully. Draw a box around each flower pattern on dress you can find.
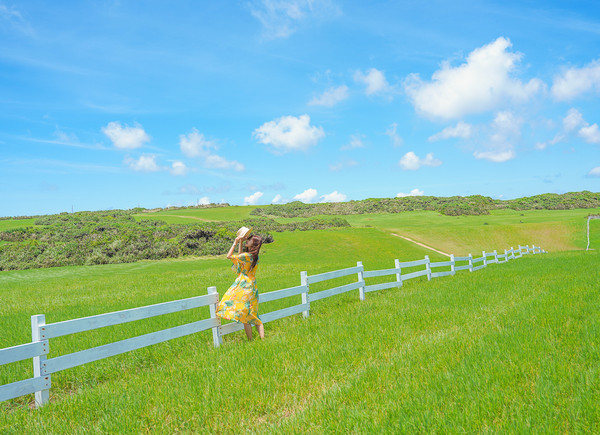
[216,252,262,326]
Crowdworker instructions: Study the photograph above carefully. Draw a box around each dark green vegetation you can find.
[1,191,598,271]
[252,191,600,218]
[0,210,348,271]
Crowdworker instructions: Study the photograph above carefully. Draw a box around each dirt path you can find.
[390,233,451,257]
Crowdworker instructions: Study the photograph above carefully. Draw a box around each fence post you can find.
[510,246,515,259]
[450,254,455,275]
[357,261,365,301]
[493,250,497,263]
[31,314,50,408]
[394,259,402,287]
[504,249,508,262]
[482,251,487,267]
[425,255,431,281]
[301,271,310,318]
[208,286,222,348]
[468,253,473,272]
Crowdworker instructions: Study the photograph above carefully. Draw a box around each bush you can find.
[0,210,349,271]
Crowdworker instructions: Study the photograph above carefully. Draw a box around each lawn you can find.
[0,218,36,231]
[277,208,600,254]
[132,205,257,223]
[1,222,599,432]
[134,205,600,254]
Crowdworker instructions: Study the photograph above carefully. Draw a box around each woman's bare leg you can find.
[256,323,265,339]
[243,323,253,340]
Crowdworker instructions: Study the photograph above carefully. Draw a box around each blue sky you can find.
[1,0,599,217]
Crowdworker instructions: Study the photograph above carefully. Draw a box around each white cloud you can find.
[429,121,473,141]
[293,188,318,203]
[320,191,347,203]
[253,114,325,153]
[180,129,215,158]
[537,108,594,150]
[244,191,264,205]
[385,123,403,147]
[563,108,585,132]
[404,37,543,120]
[250,0,340,39]
[205,154,244,171]
[547,109,600,146]
[397,188,424,197]
[588,166,600,177]
[179,128,244,171]
[102,121,150,150]
[0,4,34,36]
[198,197,210,205]
[579,124,600,144]
[473,150,516,162]
[354,68,391,96]
[170,161,187,176]
[309,85,349,107]
[340,134,365,151]
[551,59,600,101]
[329,159,358,172]
[398,151,442,171]
[473,111,521,162]
[126,155,160,172]
[272,194,285,204]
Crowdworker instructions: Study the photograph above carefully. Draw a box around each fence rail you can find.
[0,244,545,408]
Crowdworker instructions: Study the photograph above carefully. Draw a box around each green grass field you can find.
[132,205,600,254]
[1,211,599,432]
[0,218,36,231]
[132,206,258,223]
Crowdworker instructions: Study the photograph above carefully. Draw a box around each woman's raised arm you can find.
[227,236,243,259]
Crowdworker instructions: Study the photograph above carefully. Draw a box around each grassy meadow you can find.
[132,205,600,254]
[1,207,599,432]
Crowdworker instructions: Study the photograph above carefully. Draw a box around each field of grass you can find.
[5,206,598,256]
[1,209,599,432]
[134,205,600,254]
[1,242,598,432]
[132,206,257,223]
[0,218,36,230]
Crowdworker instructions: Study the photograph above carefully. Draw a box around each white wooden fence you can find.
[0,244,545,408]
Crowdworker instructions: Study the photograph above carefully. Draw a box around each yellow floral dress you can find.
[216,253,262,326]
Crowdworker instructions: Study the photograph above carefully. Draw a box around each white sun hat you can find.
[236,226,252,240]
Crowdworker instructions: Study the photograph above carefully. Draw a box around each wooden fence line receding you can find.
[0,244,545,408]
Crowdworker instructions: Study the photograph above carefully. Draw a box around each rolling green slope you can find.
[134,206,600,254]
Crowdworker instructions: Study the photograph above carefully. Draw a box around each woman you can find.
[216,232,265,340]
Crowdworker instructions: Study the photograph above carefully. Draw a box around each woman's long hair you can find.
[247,235,263,270]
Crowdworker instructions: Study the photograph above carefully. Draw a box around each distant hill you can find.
[250,191,600,218]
